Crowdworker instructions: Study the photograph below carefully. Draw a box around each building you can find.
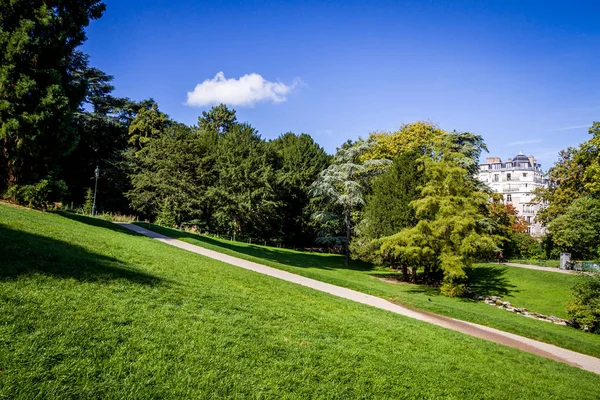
[477,153,547,236]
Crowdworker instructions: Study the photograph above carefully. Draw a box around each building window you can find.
[506,163,512,168]
[527,216,532,223]
[523,173,527,178]
[506,194,512,201]
[506,173,511,181]
[493,174,499,182]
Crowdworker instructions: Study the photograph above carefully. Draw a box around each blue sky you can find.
[82,0,600,168]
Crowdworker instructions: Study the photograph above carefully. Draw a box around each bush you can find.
[83,188,94,215]
[567,274,600,333]
[6,178,67,209]
[156,199,177,227]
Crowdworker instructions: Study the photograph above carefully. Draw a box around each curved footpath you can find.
[117,223,600,375]
[504,262,574,274]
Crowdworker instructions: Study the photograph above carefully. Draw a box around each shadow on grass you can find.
[56,211,143,237]
[466,265,518,297]
[135,222,373,272]
[0,224,162,286]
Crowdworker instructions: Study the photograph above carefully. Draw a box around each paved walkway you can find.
[117,223,600,375]
[503,262,573,274]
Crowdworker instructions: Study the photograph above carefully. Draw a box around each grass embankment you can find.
[139,223,600,359]
[2,206,600,398]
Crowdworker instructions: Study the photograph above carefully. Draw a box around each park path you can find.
[117,223,600,375]
[503,262,573,274]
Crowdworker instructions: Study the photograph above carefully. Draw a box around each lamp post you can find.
[92,166,100,216]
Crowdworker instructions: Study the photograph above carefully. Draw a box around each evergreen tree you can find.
[377,145,500,293]
[270,133,331,247]
[207,123,280,241]
[310,139,391,265]
[0,1,106,190]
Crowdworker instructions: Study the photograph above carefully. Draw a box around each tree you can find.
[377,148,500,293]
[128,102,170,150]
[363,121,446,161]
[127,122,215,223]
[207,123,281,241]
[351,151,424,262]
[198,103,237,137]
[535,121,600,224]
[0,1,106,190]
[270,133,331,247]
[310,139,391,265]
[568,273,600,333]
[547,197,600,259]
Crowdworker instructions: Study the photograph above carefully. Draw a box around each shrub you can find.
[83,188,94,215]
[567,273,600,333]
[6,178,67,209]
[156,199,177,227]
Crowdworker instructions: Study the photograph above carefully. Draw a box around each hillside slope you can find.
[1,205,599,399]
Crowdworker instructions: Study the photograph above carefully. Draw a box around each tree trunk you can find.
[345,206,351,267]
[412,266,418,282]
[401,264,408,281]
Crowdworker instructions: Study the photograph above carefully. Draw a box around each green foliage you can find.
[568,274,600,333]
[378,153,500,290]
[270,133,331,247]
[535,121,600,225]
[155,199,177,227]
[0,1,106,189]
[547,197,600,259]
[310,139,391,264]
[207,123,281,240]
[83,188,94,215]
[6,178,67,209]
[505,231,544,259]
[198,103,237,136]
[127,123,212,224]
[128,102,170,150]
[351,152,424,262]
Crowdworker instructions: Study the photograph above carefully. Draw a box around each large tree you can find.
[351,151,424,262]
[535,121,600,224]
[270,132,331,247]
[0,0,106,190]
[310,139,391,265]
[376,143,499,293]
[127,123,213,223]
[207,123,281,241]
[547,197,600,259]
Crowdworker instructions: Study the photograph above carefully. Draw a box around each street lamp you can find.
[92,166,100,216]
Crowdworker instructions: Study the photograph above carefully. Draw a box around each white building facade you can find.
[477,153,547,237]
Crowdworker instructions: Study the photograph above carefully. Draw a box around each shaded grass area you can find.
[2,207,600,398]
[139,223,600,359]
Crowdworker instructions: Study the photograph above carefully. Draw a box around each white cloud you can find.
[553,124,590,131]
[186,72,300,107]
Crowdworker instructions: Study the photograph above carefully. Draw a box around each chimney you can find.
[528,155,536,168]
[486,157,501,164]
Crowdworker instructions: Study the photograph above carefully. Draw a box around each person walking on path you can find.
[498,252,504,264]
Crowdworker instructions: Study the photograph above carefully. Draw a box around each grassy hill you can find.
[139,223,600,359]
[2,204,600,398]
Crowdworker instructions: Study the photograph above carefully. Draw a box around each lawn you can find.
[138,223,600,360]
[509,259,560,268]
[2,205,600,398]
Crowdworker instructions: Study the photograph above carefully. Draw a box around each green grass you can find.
[138,223,600,360]
[1,205,600,398]
[509,259,560,268]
